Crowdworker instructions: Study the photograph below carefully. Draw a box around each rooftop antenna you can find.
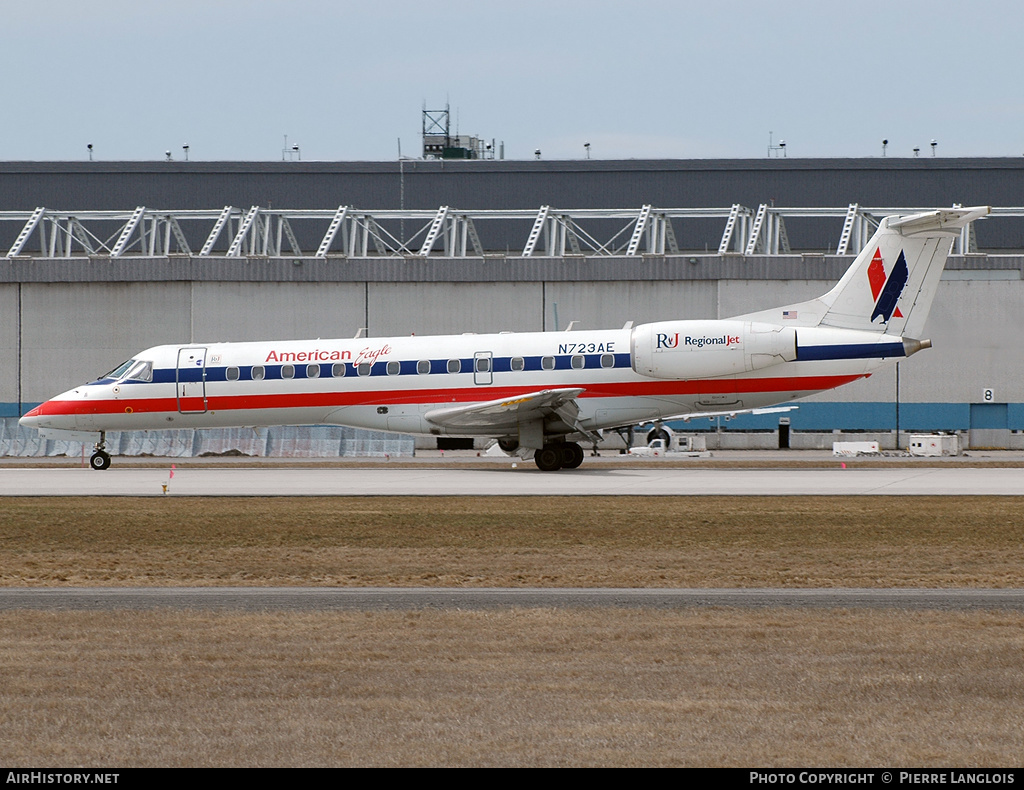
[913,147,920,157]
[87,143,93,161]
[282,135,301,161]
[768,131,786,158]
[931,139,937,157]
[182,144,189,162]
[882,139,888,157]
[584,142,591,159]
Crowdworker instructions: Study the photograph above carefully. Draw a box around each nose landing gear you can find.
[90,433,111,470]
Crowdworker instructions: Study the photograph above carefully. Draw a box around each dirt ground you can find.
[3,496,1023,587]
[2,607,1022,767]
[3,494,1023,767]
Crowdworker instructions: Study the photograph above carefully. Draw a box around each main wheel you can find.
[560,442,584,469]
[534,445,563,472]
[89,451,111,471]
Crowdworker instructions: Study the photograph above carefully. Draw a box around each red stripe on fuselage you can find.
[40,374,865,417]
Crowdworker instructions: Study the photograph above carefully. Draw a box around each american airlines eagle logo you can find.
[867,248,908,323]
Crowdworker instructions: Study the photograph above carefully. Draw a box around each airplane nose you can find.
[19,404,44,427]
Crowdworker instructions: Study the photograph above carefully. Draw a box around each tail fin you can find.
[738,206,990,337]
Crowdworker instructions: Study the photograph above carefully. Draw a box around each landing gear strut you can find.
[90,433,111,471]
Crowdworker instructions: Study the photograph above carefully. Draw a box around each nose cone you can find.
[19,394,81,432]
[19,404,45,428]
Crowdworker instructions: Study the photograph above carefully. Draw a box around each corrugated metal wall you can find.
[1,158,1021,250]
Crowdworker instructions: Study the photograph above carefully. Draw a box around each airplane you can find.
[20,206,989,471]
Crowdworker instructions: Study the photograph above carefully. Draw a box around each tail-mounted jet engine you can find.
[631,320,797,379]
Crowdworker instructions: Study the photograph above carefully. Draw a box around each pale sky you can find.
[3,0,1023,161]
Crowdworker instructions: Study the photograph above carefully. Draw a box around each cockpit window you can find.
[124,360,153,382]
[103,359,136,379]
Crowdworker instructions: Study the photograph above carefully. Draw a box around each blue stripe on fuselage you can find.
[797,343,905,361]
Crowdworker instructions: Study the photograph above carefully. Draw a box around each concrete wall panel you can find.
[0,285,20,413]
[190,282,366,342]
[366,283,543,337]
[20,283,190,403]
[716,279,829,319]
[543,280,719,331]
[903,280,1023,404]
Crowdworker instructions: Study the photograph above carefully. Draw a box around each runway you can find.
[1,465,1023,496]
[3,587,1023,611]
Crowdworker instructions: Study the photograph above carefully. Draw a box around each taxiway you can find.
[1,465,1022,496]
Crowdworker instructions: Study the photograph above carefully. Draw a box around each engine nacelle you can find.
[631,320,797,380]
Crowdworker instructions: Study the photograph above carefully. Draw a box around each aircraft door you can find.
[473,351,493,385]
[176,347,208,414]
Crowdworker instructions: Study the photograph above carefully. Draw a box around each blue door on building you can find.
[970,403,1008,430]
[969,402,1008,448]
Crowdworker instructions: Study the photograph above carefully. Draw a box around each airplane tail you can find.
[739,206,990,338]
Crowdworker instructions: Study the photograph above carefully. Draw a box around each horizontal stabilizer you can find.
[888,206,991,234]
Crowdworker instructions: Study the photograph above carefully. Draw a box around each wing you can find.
[424,388,585,435]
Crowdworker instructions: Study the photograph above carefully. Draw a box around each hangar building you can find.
[1,157,1021,453]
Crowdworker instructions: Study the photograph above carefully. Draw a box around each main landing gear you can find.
[90,433,111,471]
[534,442,584,472]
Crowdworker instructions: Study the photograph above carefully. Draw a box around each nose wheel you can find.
[90,433,111,470]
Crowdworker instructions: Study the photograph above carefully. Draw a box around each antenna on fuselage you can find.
[354,327,367,338]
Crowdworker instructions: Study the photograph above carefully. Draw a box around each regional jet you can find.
[20,206,989,471]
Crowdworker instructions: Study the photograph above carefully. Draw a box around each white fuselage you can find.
[22,321,898,440]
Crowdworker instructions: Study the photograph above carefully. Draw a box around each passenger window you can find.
[511,357,525,372]
[226,366,240,381]
[332,363,346,377]
[357,362,371,376]
[542,356,555,370]
[307,364,320,378]
[417,360,431,375]
[252,366,265,381]
[387,360,401,376]
[475,357,491,373]
[281,364,295,379]
[571,355,585,369]
[447,359,461,374]
[601,354,614,369]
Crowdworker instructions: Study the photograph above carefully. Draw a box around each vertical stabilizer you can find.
[736,207,989,336]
